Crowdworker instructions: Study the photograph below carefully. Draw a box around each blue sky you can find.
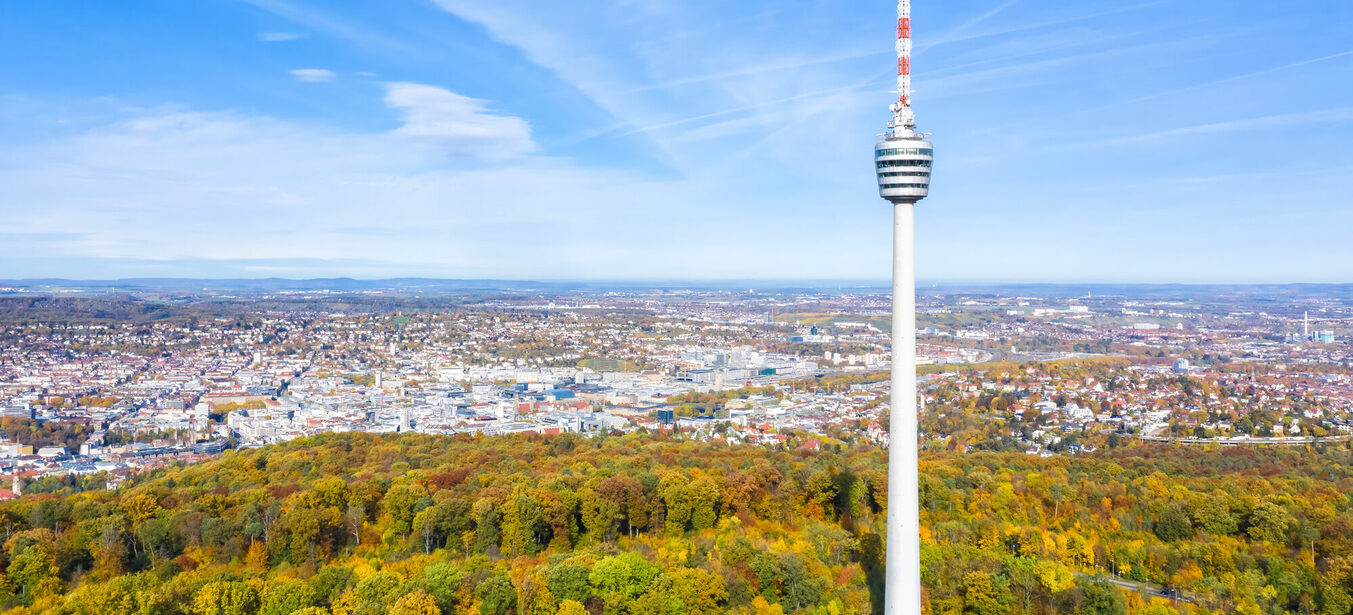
[1,0,1350,283]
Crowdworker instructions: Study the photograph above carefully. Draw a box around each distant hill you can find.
[4,278,1350,300]
[0,277,566,292]
[919,282,1353,301]
[0,277,892,295]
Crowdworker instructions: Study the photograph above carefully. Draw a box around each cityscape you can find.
[1,283,1349,481]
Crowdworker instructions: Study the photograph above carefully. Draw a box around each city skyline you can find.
[2,0,1352,283]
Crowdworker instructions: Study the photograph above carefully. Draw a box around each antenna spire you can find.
[891,0,916,129]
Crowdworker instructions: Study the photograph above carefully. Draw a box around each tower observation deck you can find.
[875,0,931,206]
[875,127,933,204]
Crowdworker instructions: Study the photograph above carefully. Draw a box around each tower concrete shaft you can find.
[885,202,921,615]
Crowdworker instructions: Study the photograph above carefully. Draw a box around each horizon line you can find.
[3,276,1352,287]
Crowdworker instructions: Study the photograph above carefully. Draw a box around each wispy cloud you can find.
[1078,108,1353,148]
[921,0,1166,49]
[607,80,883,139]
[383,82,536,160]
[240,0,418,56]
[943,0,1022,40]
[621,49,884,94]
[258,31,303,42]
[289,68,336,82]
[0,231,90,245]
[427,0,892,177]
[918,33,1214,102]
[1151,165,1353,186]
[1113,49,1353,108]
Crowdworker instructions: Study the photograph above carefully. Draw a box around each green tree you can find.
[778,554,824,611]
[1193,497,1237,535]
[384,483,429,536]
[1036,561,1076,613]
[355,570,403,610]
[499,491,546,556]
[390,590,441,615]
[476,575,516,615]
[121,493,160,528]
[688,476,721,530]
[1004,557,1041,614]
[658,475,691,536]
[192,581,260,615]
[421,562,463,612]
[806,469,837,515]
[286,507,322,563]
[261,578,316,615]
[1248,502,1293,544]
[1155,506,1193,542]
[962,570,1010,615]
[7,545,58,598]
[473,498,501,554]
[1079,578,1126,615]
[310,565,355,606]
[668,567,728,615]
[1320,577,1353,615]
[547,563,592,604]
[590,552,660,614]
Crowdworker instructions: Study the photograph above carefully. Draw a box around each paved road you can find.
[1136,434,1353,446]
[1079,573,1194,605]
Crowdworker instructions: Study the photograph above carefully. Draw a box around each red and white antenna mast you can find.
[890,0,917,130]
[896,0,912,107]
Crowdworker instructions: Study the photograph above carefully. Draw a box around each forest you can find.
[0,418,96,452]
[0,431,1350,615]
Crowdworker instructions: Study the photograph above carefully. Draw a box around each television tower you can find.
[874,0,932,613]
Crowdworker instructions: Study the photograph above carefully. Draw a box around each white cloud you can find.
[0,102,875,279]
[290,68,336,82]
[258,31,303,42]
[383,82,536,160]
